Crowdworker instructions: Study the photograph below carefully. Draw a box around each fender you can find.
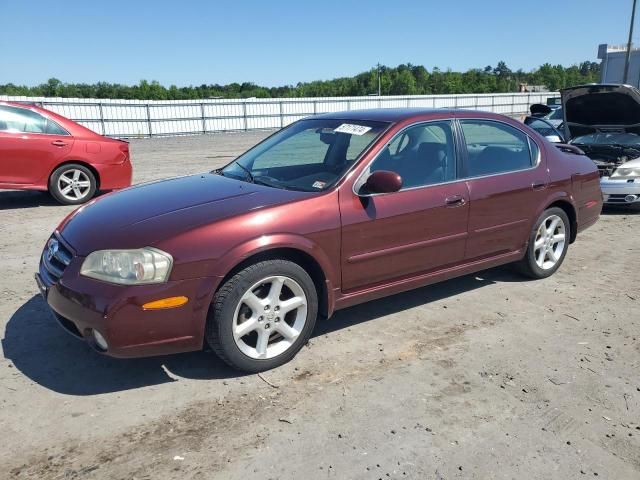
[212,232,339,303]
[536,189,577,219]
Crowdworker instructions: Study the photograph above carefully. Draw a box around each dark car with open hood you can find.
[36,109,602,372]
[526,84,640,208]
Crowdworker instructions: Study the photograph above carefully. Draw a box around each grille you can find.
[40,234,73,285]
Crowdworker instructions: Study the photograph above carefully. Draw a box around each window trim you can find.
[455,118,542,181]
[353,119,461,197]
[0,104,71,136]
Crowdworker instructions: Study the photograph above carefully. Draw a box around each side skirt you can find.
[333,249,524,312]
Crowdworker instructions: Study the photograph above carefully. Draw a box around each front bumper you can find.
[600,177,640,205]
[36,236,219,358]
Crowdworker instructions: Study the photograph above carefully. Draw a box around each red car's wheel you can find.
[48,164,97,205]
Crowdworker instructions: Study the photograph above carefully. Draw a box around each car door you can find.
[0,105,73,185]
[457,118,549,261]
[339,120,470,291]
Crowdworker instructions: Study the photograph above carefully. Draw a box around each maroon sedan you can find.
[36,109,602,372]
[0,101,132,204]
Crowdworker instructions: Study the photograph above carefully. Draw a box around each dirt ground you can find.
[1,132,639,480]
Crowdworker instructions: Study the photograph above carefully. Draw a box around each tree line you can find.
[1,61,600,100]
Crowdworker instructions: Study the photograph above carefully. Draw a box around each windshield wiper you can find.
[231,161,255,183]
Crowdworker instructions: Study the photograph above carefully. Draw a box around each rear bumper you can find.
[94,160,132,191]
[37,256,219,358]
[600,177,640,204]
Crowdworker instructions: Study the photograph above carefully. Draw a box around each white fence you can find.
[1,92,558,138]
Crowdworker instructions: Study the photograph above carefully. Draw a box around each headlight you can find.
[80,247,173,285]
[611,167,640,178]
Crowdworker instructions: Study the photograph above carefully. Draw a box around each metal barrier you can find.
[1,92,559,138]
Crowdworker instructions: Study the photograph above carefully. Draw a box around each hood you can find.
[561,84,640,140]
[529,103,552,117]
[618,156,640,169]
[59,173,312,255]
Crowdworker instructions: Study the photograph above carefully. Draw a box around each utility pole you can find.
[624,0,637,84]
[377,63,381,96]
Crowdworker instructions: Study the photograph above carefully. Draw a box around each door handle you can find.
[51,140,67,147]
[531,181,546,191]
[445,195,466,207]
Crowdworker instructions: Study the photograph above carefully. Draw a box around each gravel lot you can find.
[1,132,639,480]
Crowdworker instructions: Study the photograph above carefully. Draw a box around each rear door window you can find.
[459,120,534,177]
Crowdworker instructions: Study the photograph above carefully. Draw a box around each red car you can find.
[0,101,132,204]
[36,109,602,372]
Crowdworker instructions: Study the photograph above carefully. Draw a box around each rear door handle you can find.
[531,181,546,190]
[51,140,67,147]
[445,195,466,207]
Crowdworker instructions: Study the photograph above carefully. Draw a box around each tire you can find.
[49,163,97,205]
[515,207,571,279]
[206,259,319,372]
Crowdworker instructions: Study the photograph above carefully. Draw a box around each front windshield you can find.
[221,118,389,191]
[572,131,640,146]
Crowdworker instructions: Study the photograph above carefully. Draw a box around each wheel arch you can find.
[216,246,333,319]
[48,160,101,190]
[545,199,577,243]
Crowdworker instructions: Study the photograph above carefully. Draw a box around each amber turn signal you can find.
[142,296,189,310]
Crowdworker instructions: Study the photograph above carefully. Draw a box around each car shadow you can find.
[602,204,640,215]
[313,266,521,336]
[2,295,244,396]
[2,266,521,396]
[0,190,60,210]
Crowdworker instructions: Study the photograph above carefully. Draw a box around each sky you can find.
[0,0,636,87]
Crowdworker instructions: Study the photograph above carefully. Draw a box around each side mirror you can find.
[545,135,563,143]
[362,170,402,194]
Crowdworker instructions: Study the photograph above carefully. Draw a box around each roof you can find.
[313,108,459,123]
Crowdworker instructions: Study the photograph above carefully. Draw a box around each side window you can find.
[370,121,456,189]
[459,120,534,177]
[45,119,69,135]
[0,105,46,133]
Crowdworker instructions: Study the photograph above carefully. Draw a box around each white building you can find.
[598,43,640,87]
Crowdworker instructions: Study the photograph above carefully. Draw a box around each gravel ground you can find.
[0,132,639,480]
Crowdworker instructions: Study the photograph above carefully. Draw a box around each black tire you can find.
[49,163,97,205]
[515,207,571,279]
[206,259,319,372]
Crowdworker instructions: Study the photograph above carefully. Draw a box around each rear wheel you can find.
[515,207,570,279]
[49,164,97,205]
[206,260,318,372]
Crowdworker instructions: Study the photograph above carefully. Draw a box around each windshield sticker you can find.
[334,123,372,136]
[312,180,326,189]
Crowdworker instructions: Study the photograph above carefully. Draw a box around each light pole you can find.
[624,0,637,84]
[377,63,381,96]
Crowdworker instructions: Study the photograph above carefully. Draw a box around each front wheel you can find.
[206,260,318,372]
[515,207,570,279]
[49,164,97,205]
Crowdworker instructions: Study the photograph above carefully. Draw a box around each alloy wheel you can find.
[57,169,92,201]
[533,214,566,270]
[232,275,308,359]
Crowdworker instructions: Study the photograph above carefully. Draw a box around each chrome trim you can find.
[353,117,544,198]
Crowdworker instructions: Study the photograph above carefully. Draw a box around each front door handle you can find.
[51,140,68,147]
[445,195,466,207]
[531,181,547,190]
